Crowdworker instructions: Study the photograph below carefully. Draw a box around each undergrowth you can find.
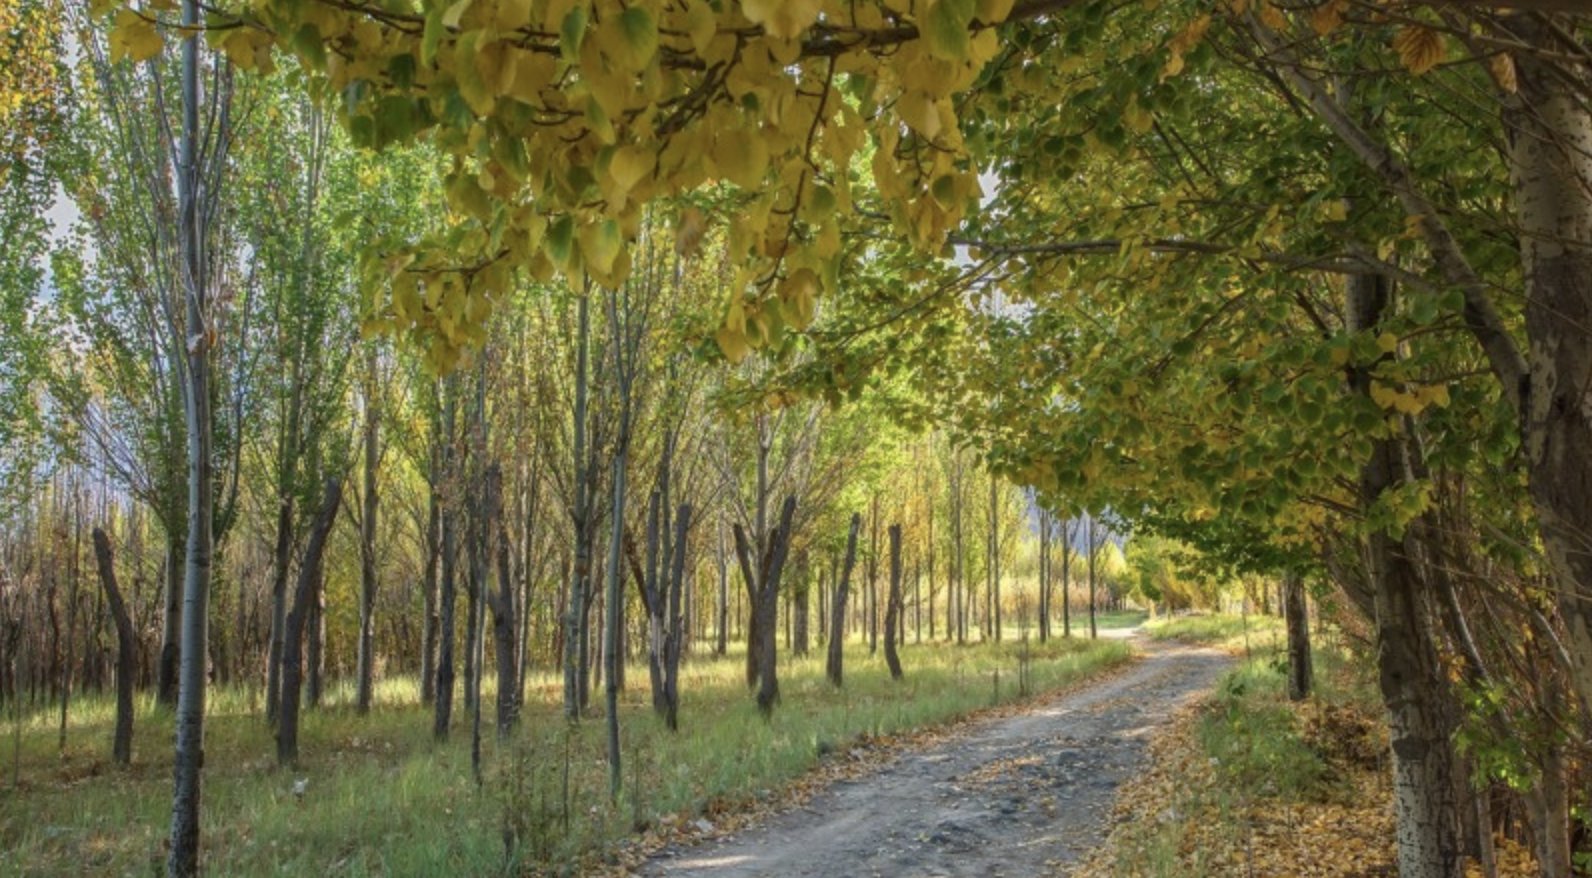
[1,635,1130,877]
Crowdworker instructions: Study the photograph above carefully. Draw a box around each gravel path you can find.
[640,635,1233,877]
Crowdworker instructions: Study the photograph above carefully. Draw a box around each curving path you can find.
[640,635,1233,877]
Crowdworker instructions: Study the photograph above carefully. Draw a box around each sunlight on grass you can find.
[2,635,1130,876]
[1143,612,1285,653]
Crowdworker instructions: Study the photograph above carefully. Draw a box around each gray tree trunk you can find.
[884,525,903,680]
[167,10,214,870]
[91,529,135,765]
[434,382,458,740]
[276,479,342,767]
[826,514,861,687]
[564,293,591,720]
[1506,17,1592,717]
[661,504,692,730]
[420,454,440,706]
[1349,271,1463,878]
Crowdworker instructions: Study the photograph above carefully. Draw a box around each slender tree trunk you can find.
[1087,518,1098,640]
[868,495,879,655]
[735,498,796,715]
[434,383,458,740]
[485,466,518,737]
[420,461,440,706]
[989,478,1000,642]
[884,525,904,680]
[826,514,861,687]
[167,11,214,870]
[662,504,691,730]
[276,479,342,767]
[1283,572,1312,701]
[305,569,324,709]
[356,350,380,714]
[1061,522,1072,638]
[157,533,181,707]
[715,518,729,657]
[564,293,590,721]
[91,529,135,765]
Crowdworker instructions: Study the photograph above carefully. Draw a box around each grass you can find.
[2,634,1131,877]
[1144,611,1286,653]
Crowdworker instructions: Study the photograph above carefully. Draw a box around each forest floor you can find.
[640,633,1232,877]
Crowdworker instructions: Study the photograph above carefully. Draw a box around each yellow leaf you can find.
[579,219,622,275]
[607,5,657,71]
[896,91,941,139]
[715,326,750,363]
[1393,25,1444,76]
[976,0,1014,24]
[742,0,821,41]
[1487,52,1517,94]
[608,145,654,195]
[111,9,163,63]
[686,0,716,56]
[1376,332,1398,354]
[779,268,819,329]
[711,128,769,189]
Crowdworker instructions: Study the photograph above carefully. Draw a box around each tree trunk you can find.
[1506,18,1592,716]
[276,479,342,767]
[1349,271,1464,878]
[1087,518,1098,640]
[641,490,666,714]
[564,293,591,721]
[167,12,213,870]
[1061,521,1072,638]
[602,421,628,801]
[989,478,1000,642]
[356,350,380,714]
[157,533,181,708]
[735,497,796,715]
[420,461,440,706]
[826,514,861,687]
[662,504,691,730]
[91,528,135,766]
[795,560,810,656]
[434,383,458,740]
[868,495,879,655]
[1283,572,1312,701]
[884,525,904,681]
[487,466,518,737]
[305,568,324,709]
[715,518,729,656]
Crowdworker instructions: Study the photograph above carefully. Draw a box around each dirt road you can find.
[640,635,1232,878]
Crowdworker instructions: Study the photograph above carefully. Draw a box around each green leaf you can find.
[613,6,658,71]
[560,5,587,63]
[923,0,974,62]
[423,3,445,66]
[544,215,575,267]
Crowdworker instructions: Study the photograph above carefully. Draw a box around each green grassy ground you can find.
[1144,611,1286,652]
[2,635,1131,876]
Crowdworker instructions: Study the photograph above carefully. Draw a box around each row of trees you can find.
[9,0,1585,874]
